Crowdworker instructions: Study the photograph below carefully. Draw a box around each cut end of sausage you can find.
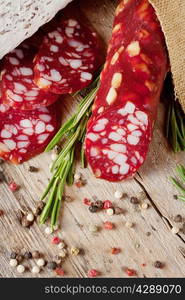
[0,103,58,164]
[1,43,58,110]
[85,101,152,181]
[33,18,103,95]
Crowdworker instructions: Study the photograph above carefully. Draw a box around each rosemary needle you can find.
[170,164,185,204]
[166,98,185,152]
[40,75,100,227]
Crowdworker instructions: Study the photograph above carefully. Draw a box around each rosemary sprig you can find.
[166,100,185,152]
[40,76,99,227]
[170,165,185,202]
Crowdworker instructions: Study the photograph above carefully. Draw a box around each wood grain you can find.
[0,0,185,278]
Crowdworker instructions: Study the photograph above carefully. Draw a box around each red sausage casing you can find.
[85,0,168,181]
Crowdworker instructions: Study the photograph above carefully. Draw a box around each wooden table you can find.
[0,0,185,278]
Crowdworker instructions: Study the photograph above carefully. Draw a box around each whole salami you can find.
[0,100,58,164]
[1,43,58,110]
[33,18,103,94]
[85,0,168,181]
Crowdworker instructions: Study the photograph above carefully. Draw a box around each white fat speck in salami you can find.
[48,31,63,44]
[17,141,29,149]
[109,132,121,141]
[1,129,12,138]
[3,139,16,150]
[20,119,33,128]
[33,18,103,94]
[15,49,24,59]
[46,124,54,132]
[6,75,13,81]
[86,133,99,142]
[38,133,49,143]
[22,128,34,135]
[68,19,78,27]
[50,45,59,52]
[118,102,135,115]
[85,103,152,181]
[39,114,52,122]
[7,92,23,102]
[9,57,20,65]
[50,69,62,82]
[135,111,148,125]
[20,67,33,76]
[81,72,92,81]
[0,100,58,164]
[69,59,82,69]
[2,43,58,110]
[35,121,46,134]
[14,83,27,93]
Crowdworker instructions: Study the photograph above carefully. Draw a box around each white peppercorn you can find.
[17,264,25,273]
[9,259,18,267]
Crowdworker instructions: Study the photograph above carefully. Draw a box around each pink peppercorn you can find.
[103,221,114,230]
[88,269,99,278]
[111,247,121,254]
[83,198,91,206]
[75,181,83,188]
[125,268,137,276]
[9,182,18,191]
[55,268,65,276]
[51,236,61,245]
[103,200,113,209]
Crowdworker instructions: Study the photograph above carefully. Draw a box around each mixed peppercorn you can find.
[1,162,184,278]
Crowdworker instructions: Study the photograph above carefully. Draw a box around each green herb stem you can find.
[166,99,185,152]
[170,164,185,205]
[40,75,100,227]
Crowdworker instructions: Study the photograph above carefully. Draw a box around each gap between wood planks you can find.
[134,174,185,247]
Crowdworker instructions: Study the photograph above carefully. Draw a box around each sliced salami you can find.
[33,18,103,94]
[92,0,168,119]
[85,0,168,181]
[85,102,152,181]
[0,101,58,164]
[1,43,58,110]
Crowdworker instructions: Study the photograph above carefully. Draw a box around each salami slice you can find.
[85,102,152,181]
[1,43,58,110]
[0,101,58,164]
[33,18,103,94]
[92,0,168,119]
[85,0,168,181]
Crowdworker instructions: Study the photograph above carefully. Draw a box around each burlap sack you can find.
[149,0,185,112]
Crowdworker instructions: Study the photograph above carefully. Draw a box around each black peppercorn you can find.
[35,207,41,215]
[17,254,24,263]
[10,251,17,259]
[154,261,163,269]
[89,205,99,213]
[174,214,183,223]
[35,201,45,215]
[130,197,140,204]
[0,171,6,182]
[182,223,185,234]
[95,200,104,209]
[114,207,124,215]
[47,261,57,270]
[28,166,38,172]
[32,250,40,259]
[21,216,31,227]
[24,251,32,259]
